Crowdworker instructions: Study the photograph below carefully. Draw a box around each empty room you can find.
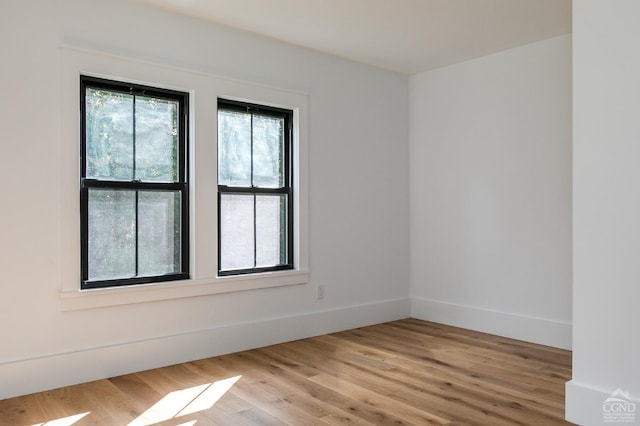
[0,0,638,425]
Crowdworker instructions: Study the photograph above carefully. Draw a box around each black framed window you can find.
[80,76,189,289]
[218,99,293,276]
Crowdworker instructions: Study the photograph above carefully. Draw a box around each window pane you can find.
[135,96,179,182]
[256,195,287,267]
[88,189,136,280]
[253,115,284,188]
[138,191,181,276]
[85,88,134,180]
[220,194,254,271]
[218,110,251,187]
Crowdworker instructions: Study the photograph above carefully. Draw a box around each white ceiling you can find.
[133,0,571,75]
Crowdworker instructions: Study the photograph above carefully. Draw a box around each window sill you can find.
[60,270,309,311]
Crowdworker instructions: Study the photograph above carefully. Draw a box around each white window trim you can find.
[59,46,309,311]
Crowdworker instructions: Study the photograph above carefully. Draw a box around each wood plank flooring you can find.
[0,319,572,425]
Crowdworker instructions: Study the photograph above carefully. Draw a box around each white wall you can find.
[409,35,573,349]
[0,0,409,399]
[566,1,640,424]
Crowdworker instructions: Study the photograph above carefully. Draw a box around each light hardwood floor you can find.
[0,319,572,425]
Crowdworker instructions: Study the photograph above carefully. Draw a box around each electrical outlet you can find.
[316,284,325,300]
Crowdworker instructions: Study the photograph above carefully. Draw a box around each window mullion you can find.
[253,194,257,269]
[251,113,257,269]
[83,180,183,190]
[132,93,137,181]
[135,190,139,278]
[218,186,286,195]
[132,94,139,278]
[250,112,254,188]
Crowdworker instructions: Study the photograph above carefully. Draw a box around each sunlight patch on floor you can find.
[127,375,241,426]
[31,412,90,426]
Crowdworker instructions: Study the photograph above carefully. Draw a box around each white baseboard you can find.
[410,297,572,350]
[0,298,410,400]
[566,380,639,425]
